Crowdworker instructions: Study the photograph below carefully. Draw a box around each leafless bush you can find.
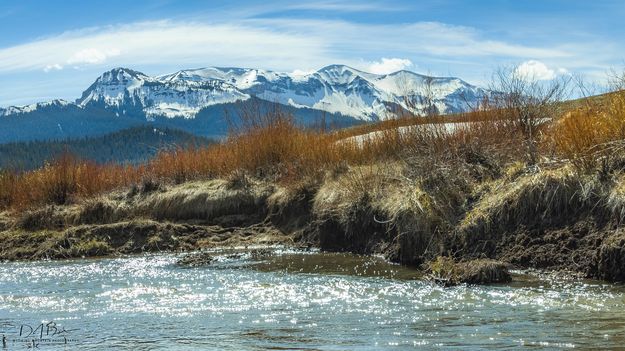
[489,65,572,164]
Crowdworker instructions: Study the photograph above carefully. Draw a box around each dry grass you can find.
[551,91,625,173]
[0,105,459,210]
[0,110,348,210]
[0,107,541,212]
[146,112,357,183]
[427,257,511,286]
[0,82,623,212]
[1,153,139,210]
[607,173,625,223]
[137,179,271,221]
[459,164,608,236]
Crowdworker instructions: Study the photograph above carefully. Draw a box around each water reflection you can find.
[249,251,423,280]
[0,248,624,349]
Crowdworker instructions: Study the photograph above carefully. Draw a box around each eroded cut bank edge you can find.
[2,165,625,284]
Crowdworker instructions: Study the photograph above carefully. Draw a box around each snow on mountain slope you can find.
[1,65,490,121]
[0,99,70,117]
[77,68,248,119]
[155,64,487,120]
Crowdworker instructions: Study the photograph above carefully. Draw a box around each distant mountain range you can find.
[0,65,490,143]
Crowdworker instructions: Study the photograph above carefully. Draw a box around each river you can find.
[1,248,624,349]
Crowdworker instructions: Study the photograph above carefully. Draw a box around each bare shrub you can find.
[489,65,571,164]
[551,68,625,174]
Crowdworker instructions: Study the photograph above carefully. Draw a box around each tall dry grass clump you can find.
[1,152,140,210]
[147,106,354,184]
[0,108,557,211]
[488,66,571,164]
[0,170,16,208]
[551,90,625,174]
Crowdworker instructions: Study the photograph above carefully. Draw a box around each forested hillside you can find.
[0,126,213,170]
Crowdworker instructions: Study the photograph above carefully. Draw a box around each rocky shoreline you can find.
[2,162,625,283]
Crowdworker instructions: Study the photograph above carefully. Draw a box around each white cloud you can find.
[514,60,568,80]
[0,21,330,74]
[67,48,121,65]
[43,63,63,72]
[290,69,316,76]
[1,17,618,107]
[365,58,413,74]
[0,19,577,76]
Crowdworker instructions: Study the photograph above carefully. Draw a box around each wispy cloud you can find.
[0,12,621,107]
[286,1,400,12]
[0,18,585,76]
[255,19,571,59]
[67,48,121,65]
[0,21,331,73]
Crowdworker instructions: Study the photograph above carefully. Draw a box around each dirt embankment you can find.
[2,161,625,283]
[307,161,625,282]
[0,179,297,261]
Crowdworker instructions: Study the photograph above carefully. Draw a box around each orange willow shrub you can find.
[2,153,141,210]
[4,153,79,207]
[551,92,625,172]
[348,105,526,165]
[453,105,524,160]
[0,170,17,208]
[147,115,358,183]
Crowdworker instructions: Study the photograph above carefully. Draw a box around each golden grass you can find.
[607,173,625,223]
[458,163,607,236]
[1,89,623,211]
[138,179,271,221]
[551,91,625,172]
[1,153,139,209]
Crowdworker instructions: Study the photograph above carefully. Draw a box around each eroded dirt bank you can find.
[2,161,625,282]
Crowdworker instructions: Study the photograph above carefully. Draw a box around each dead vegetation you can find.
[426,256,511,285]
[2,65,625,281]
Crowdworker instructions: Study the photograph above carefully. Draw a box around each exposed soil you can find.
[2,169,625,284]
[0,220,293,261]
[442,208,625,281]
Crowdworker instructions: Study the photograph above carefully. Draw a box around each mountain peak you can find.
[77,67,152,107]
[97,67,149,84]
[108,67,147,76]
[6,64,489,121]
[316,64,365,75]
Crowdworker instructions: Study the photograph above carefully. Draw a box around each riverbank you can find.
[2,158,625,283]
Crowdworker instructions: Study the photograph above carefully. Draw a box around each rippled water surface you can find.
[1,249,625,350]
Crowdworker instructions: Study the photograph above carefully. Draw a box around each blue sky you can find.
[1,0,624,106]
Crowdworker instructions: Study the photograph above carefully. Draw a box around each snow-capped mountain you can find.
[0,65,490,143]
[10,65,485,121]
[77,68,248,119]
[0,99,70,117]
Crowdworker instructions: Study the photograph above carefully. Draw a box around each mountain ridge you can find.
[0,64,490,143]
[3,64,488,119]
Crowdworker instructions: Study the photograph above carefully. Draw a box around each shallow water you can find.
[1,249,624,350]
